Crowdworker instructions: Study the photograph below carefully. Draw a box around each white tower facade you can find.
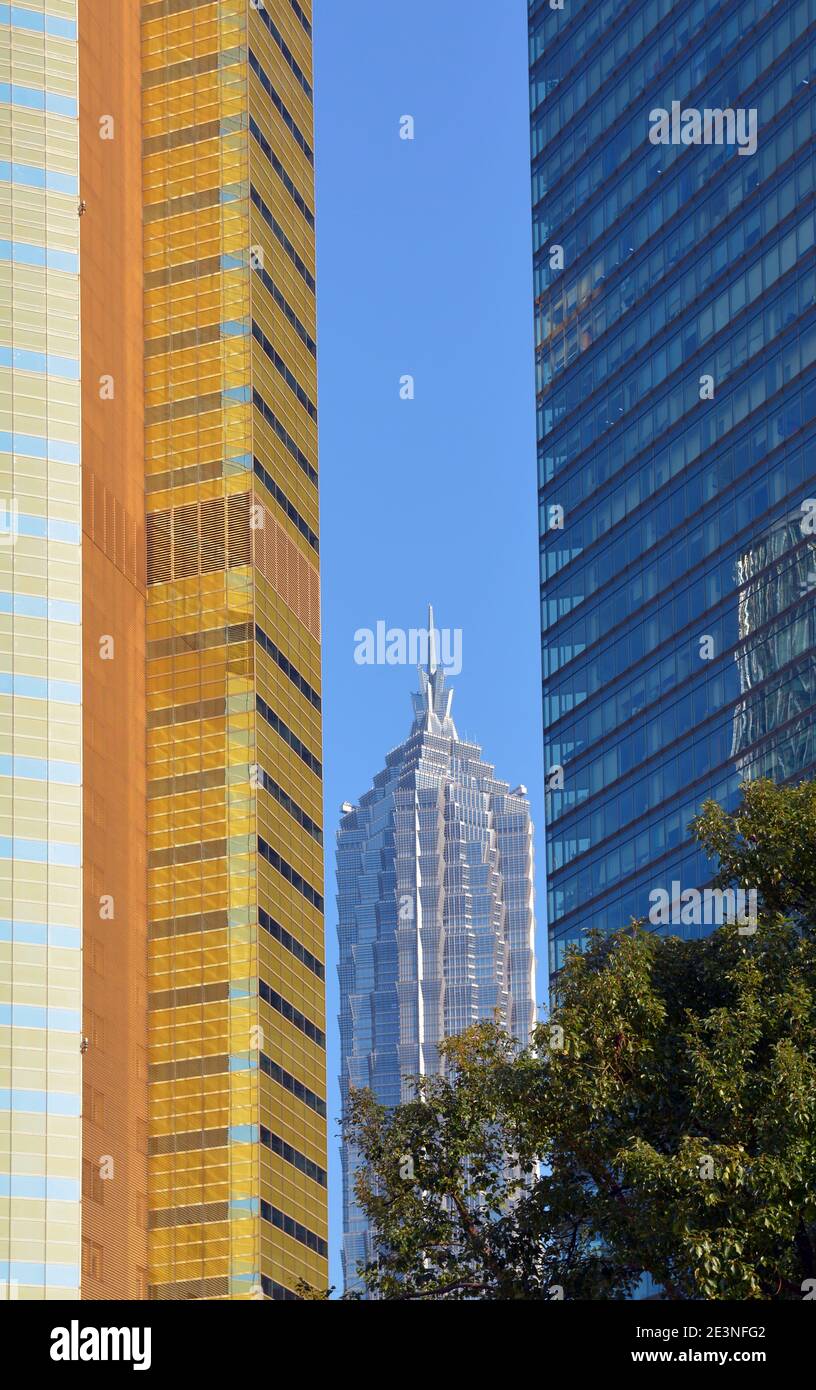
[337,612,536,1292]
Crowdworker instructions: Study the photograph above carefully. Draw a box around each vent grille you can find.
[82,466,146,590]
[146,508,172,584]
[253,498,320,640]
[146,493,251,585]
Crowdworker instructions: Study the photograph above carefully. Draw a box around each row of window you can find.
[260,1124,326,1186]
[256,692,322,778]
[258,835,323,913]
[0,83,77,118]
[258,765,322,844]
[537,121,812,373]
[252,1,312,100]
[259,905,325,981]
[542,446,814,696]
[248,49,313,165]
[287,0,311,39]
[539,366,811,664]
[548,651,815,869]
[255,621,320,709]
[543,450,812,682]
[531,0,698,114]
[540,214,814,448]
[530,0,663,76]
[549,717,812,921]
[253,388,317,487]
[249,114,314,228]
[253,456,318,552]
[532,43,811,288]
[547,577,813,762]
[541,364,814,607]
[534,19,811,237]
[0,159,77,195]
[259,976,325,1049]
[250,184,315,293]
[251,324,315,424]
[532,0,789,184]
[0,5,77,40]
[0,238,77,272]
[251,257,315,354]
[0,429,78,464]
[261,1274,299,1299]
[260,1199,326,1258]
[259,1050,326,1118]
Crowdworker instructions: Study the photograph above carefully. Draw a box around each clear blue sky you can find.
[313,0,545,1290]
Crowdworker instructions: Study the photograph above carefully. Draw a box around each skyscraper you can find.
[142,0,325,1303]
[0,0,148,1303]
[337,617,536,1292]
[1,0,88,1302]
[79,0,148,1301]
[529,0,816,974]
[1,0,326,1302]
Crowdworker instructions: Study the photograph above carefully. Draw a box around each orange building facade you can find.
[78,0,149,1299]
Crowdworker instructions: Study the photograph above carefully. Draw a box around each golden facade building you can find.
[1,0,325,1302]
[141,0,326,1300]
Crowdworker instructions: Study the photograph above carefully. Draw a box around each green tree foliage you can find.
[337,780,816,1300]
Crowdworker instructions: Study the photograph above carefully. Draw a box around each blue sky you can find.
[313,0,545,1289]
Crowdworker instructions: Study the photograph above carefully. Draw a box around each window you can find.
[83,1009,105,1052]
[83,1084,105,1126]
[82,1158,104,1205]
[87,937,104,976]
[82,1239,103,1282]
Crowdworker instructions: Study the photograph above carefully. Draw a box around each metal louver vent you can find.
[146,492,252,585]
[145,508,171,584]
[227,491,251,566]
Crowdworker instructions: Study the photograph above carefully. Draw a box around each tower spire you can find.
[410,605,457,739]
[427,602,437,675]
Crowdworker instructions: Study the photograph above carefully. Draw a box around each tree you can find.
[338,779,816,1299]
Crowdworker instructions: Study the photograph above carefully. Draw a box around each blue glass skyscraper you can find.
[529,0,816,973]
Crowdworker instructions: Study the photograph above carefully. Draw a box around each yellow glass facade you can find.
[142,0,326,1300]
